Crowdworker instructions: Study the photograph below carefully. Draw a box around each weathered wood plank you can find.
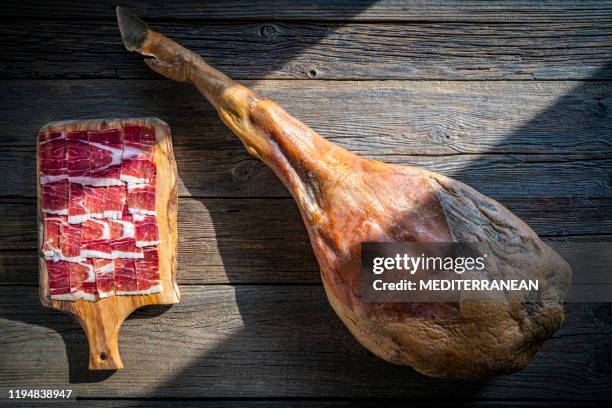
[1,285,610,399]
[1,80,610,198]
[1,197,610,284]
[2,80,610,155]
[3,1,612,22]
[3,21,612,80]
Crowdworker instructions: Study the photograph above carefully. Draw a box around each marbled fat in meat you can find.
[42,179,69,215]
[88,129,123,186]
[39,131,67,184]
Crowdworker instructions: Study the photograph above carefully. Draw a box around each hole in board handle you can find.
[99,352,108,361]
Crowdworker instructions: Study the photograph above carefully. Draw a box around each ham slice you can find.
[42,215,63,258]
[84,185,107,219]
[66,131,91,184]
[93,258,115,298]
[42,179,69,215]
[46,259,73,300]
[69,259,98,301]
[68,182,89,223]
[109,216,135,240]
[39,131,67,184]
[88,129,124,186]
[127,169,156,216]
[135,246,162,294]
[111,237,143,259]
[120,124,156,184]
[134,214,159,247]
[59,218,84,262]
[114,258,138,295]
[103,185,127,219]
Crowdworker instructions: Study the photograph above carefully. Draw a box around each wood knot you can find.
[260,24,279,39]
[307,69,318,78]
[430,126,451,144]
[232,160,262,183]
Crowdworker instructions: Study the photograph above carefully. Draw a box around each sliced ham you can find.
[66,131,91,184]
[135,246,162,294]
[42,179,69,215]
[127,169,156,216]
[88,129,124,186]
[69,259,97,301]
[42,215,63,258]
[59,218,84,262]
[109,217,135,240]
[39,131,67,184]
[93,258,115,298]
[134,214,160,247]
[46,259,73,300]
[83,185,107,219]
[111,237,143,259]
[103,185,127,219]
[114,258,138,295]
[68,182,89,224]
[120,124,156,184]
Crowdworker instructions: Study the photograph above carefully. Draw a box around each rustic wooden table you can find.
[1,1,611,406]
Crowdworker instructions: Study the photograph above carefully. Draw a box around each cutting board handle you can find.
[77,306,129,370]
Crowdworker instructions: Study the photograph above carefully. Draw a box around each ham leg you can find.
[117,7,571,379]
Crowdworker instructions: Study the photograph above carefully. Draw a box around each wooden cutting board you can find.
[37,117,180,370]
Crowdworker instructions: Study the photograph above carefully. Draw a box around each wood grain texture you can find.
[36,118,179,369]
[1,285,610,399]
[1,197,610,285]
[3,0,612,22]
[1,81,610,199]
[3,21,612,80]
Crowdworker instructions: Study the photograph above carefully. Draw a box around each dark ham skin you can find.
[117,8,571,379]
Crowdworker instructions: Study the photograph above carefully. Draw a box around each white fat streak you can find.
[89,177,124,187]
[51,293,77,301]
[40,174,68,184]
[96,261,114,275]
[122,145,145,158]
[97,290,114,298]
[128,207,156,216]
[70,289,85,300]
[80,249,113,259]
[120,174,148,184]
[115,290,140,295]
[52,252,85,263]
[135,240,160,248]
[89,212,105,219]
[136,284,162,295]
[68,213,90,224]
[111,250,144,259]
[114,219,135,238]
[42,208,68,215]
[103,210,123,219]
[68,176,92,184]
[80,293,98,302]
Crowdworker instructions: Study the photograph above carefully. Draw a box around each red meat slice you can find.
[42,179,69,215]
[66,131,91,184]
[120,124,156,184]
[81,219,113,258]
[88,129,123,186]
[111,237,143,259]
[39,131,67,184]
[93,259,115,298]
[69,259,97,301]
[135,246,162,294]
[42,215,64,258]
[83,185,107,219]
[127,169,156,216]
[59,217,83,262]
[114,258,138,295]
[134,214,160,247]
[108,217,135,240]
[46,259,73,300]
[68,182,89,223]
[103,185,127,219]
